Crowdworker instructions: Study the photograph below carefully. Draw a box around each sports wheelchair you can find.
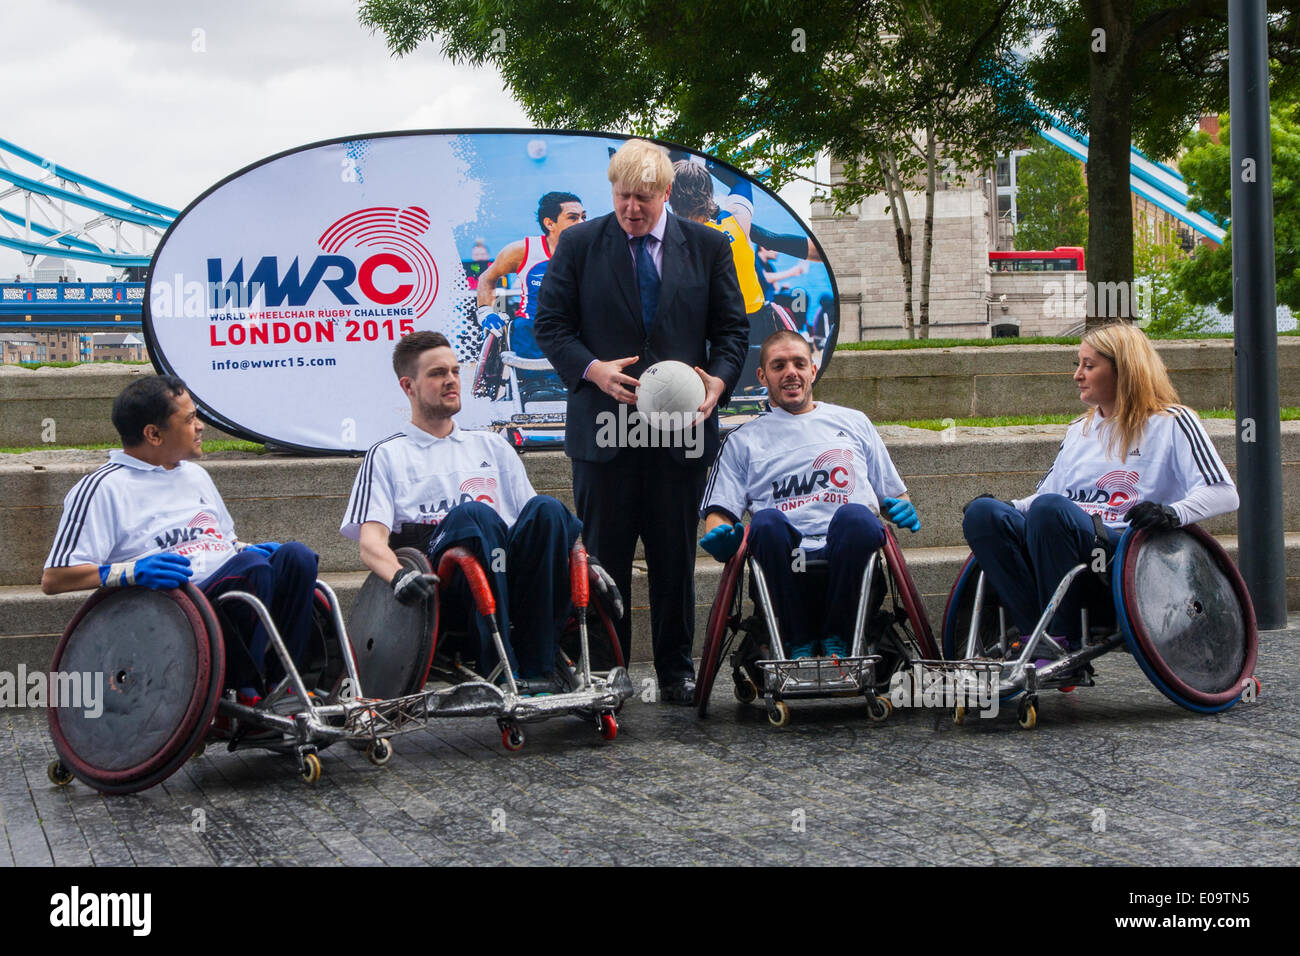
[44,575,501,794]
[348,540,633,753]
[694,524,939,726]
[472,309,567,449]
[936,524,1260,729]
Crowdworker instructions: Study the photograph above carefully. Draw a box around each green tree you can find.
[1013,143,1088,251]
[358,0,1039,338]
[1024,1,1300,327]
[1133,226,1213,333]
[1173,106,1300,315]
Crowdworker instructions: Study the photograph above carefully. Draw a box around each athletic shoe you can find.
[821,635,848,658]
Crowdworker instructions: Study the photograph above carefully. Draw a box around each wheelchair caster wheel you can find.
[733,674,758,704]
[48,759,74,787]
[300,752,322,785]
[953,704,966,726]
[868,696,892,721]
[502,725,525,752]
[1017,698,1038,730]
[767,700,790,728]
[598,712,618,741]
[366,738,393,766]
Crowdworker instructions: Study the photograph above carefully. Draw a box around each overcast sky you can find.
[0,0,815,281]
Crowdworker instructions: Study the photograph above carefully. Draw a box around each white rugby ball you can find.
[636,360,705,428]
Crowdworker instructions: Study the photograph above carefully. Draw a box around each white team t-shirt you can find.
[340,421,537,540]
[700,402,907,550]
[44,450,239,587]
[1016,405,1233,529]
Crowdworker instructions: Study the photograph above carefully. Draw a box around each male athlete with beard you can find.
[342,331,613,693]
[697,331,921,659]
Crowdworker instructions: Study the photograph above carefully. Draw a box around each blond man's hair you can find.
[607,139,674,194]
[1080,322,1181,461]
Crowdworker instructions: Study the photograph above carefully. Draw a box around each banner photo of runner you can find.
[144,130,838,453]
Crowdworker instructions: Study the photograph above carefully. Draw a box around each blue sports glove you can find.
[248,541,281,556]
[699,522,744,562]
[881,497,921,533]
[476,306,507,334]
[99,552,193,589]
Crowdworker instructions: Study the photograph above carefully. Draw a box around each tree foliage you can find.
[1173,105,1300,314]
[358,0,1040,338]
[1023,1,1300,323]
[1013,143,1088,252]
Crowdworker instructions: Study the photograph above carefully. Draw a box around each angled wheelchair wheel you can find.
[696,528,749,717]
[48,584,225,795]
[940,554,1005,661]
[1114,525,1258,713]
[880,526,939,660]
[472,330,507,400]
[346,547,438,700]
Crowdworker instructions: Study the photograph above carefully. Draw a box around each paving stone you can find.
[3,622,1298,867]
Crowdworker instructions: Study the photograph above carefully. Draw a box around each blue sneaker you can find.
[821,636,848,658]
[788,643,815,660]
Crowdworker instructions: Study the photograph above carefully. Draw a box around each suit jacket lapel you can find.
[604,215,642,328]
[657,213,684,326]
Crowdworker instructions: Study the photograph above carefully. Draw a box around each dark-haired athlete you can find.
[42,375,318,705]
[473,191,586,399]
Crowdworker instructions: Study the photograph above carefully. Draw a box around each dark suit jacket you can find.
[534,211,749,467]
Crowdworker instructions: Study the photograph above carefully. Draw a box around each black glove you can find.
[588,556,625,619]
[391,566,437,605]
[1126,501,1180,531]
[962,493,1005,514]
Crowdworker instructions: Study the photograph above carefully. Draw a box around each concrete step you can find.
[3,533,1296,674]
[4,420,1297,586]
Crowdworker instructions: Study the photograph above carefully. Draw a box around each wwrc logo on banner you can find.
[205,206,439,316]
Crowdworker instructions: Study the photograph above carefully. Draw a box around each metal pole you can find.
[1229,0,1287,629]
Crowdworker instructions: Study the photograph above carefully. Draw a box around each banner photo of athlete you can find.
[144,130,838,453]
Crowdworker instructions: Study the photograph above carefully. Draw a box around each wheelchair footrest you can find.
[759,655,881,697]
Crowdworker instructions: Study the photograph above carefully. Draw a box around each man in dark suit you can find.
[535,139,748,702]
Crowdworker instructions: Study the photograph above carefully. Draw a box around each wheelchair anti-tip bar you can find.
[570,543,594,689]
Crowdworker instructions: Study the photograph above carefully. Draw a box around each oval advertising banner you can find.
[145,130,838,453]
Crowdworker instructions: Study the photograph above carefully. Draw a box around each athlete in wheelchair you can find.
[947,323,1258,728]
[40,375,391,792]
[342,332,632,751]
[693,330,938,726]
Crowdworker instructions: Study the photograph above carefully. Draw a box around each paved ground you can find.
[2,624,1296,867]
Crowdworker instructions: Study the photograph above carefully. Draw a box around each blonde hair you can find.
[607,139,674,194]
[1080,322,1181,461]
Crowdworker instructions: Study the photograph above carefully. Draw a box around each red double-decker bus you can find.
[989,247,1085,272]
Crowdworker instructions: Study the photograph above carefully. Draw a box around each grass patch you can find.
[878,407,1300,430]
[0,439,266,455]
[11,361,152,369]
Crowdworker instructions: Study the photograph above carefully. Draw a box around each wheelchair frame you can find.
[937,524,1261,729]
[695,523,938,727]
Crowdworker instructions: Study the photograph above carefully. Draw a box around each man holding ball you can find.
[535,139,749,702]
[699,331,921,660]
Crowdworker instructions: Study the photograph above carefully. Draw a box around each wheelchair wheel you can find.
[472,330,507,400]
[696,529,749,717]
[345,547,438,700]
[48,584,225,795]
[297,587,348,698]
[881,526,939,659]
[940,554,1005,661]
[1114,525,1259,713]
